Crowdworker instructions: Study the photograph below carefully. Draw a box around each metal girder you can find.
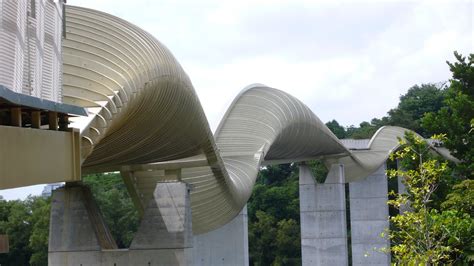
[0,126,81,189]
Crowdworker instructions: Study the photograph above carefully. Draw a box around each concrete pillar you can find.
[130,182,193,265]
[48,183,117,265]
[129,181,193,265]
[48,181,193,266]
[193,206,249,266]
[349,164,390,266]
[299,164,348,266]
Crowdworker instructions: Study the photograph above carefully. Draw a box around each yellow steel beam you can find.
[0,126,81,189]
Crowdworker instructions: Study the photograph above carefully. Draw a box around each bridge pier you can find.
[192,206,249,266]
[299,164,348,266]
[48,181,193,266]
[48,183,117,265]
[129,181,193,265]
[349,164,390,265]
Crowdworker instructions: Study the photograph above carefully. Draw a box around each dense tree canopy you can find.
[248,164,301,266]
[346,120,380,139]
[423,52,474,177]
[0,196,50,266]
[325,119,346,139]
[387,83,446,137]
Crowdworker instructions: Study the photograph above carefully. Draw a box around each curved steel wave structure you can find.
[63,6,451,234]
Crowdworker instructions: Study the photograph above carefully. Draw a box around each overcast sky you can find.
[67,0,473,129]
[1,0,472,200]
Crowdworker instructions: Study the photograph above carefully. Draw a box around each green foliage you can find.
[0,196,50,266]
[249,210,277,266]
[386,132,473,264]
[440,179,474,261]
[256,163,295,186]
[274,219,301,266]
[346,120,380,139]
[307,160,328,183]
[441,179,474,214]
[83,173,139,248]
[0,200,32,265]
[325,119,346,139]
[423,52,474,177]
[327,82,447,140]
[248,164,301,265]
[28,197,50,266]
[387,84,446,137]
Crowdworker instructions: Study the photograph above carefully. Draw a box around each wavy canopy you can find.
[63,6,451,234]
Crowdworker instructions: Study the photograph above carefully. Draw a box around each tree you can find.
[440,179,474,261]
[342,83,446,139]
[441,179,474,214]
[274,219,301,265]
[329,83,447,140]
[249,210,278,266]
[346,121,380,139]
[386,132,473,264]
[28,197,50,266]
[83,173,139,248]
[248,164,301,265]
[325,120,346,139]
[307,160,328,183]
[387,84,446,137]
[0,200,32,266]
[0,196,50,266]
[423,52,474,177]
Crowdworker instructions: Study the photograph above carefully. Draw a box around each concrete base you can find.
[49,249,190,266]
[299,164,348,266]
[48,182,193,266]
[193,206,249,266]
[48,183,117,254]
[349,165,390,266]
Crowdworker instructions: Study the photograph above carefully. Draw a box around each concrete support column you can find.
[193,206,249,266]
[48,181,193,266]
[349,164,391,266]
[129,181,193,265]
[48,183,117,265]
[299,164,348,266]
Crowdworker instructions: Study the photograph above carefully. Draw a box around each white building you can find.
[0,0,64,102]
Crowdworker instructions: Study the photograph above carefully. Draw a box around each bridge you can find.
[0,3,454,266]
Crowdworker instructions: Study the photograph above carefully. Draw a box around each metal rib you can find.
[64,6,434,234]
